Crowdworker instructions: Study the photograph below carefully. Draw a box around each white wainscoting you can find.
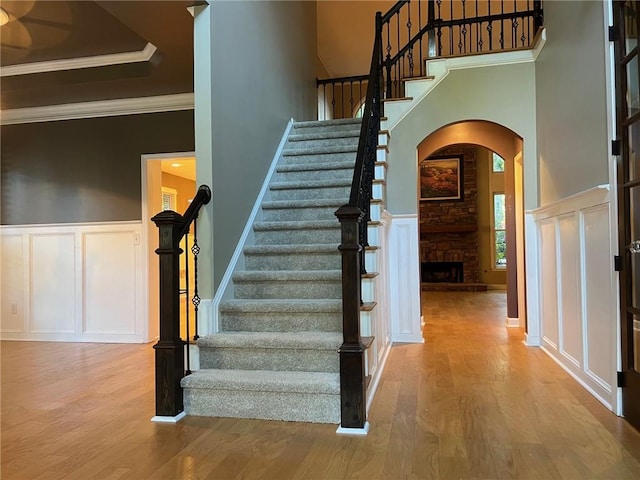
[388,214,423,343]
[530,185,618,411]
[1,222,146,343]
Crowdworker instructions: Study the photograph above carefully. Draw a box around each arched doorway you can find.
[417,120,526,329]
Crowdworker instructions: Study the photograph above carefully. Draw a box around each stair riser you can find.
[245,252,341,271]
[254,228,340,245]
[199,347,339,372]
[183,389,340,423]
[234,280,341,299]
[219,313,341,332]
[286,137,359,149]
[262,206,339,222]
[274,168,353,183]
[281,151,357,165]
[269,186,350,201]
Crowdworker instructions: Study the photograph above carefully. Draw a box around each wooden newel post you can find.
[151,210,186,418]
[335,205,367,429]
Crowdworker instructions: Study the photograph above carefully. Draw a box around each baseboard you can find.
[524,332,541,346]
[336,422,370,436]
[151,412,186,423]
[366,337,392,411]
[505,316,520,328]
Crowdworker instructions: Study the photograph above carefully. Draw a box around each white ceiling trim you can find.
[0,42,158,77]
[0,93,194,125]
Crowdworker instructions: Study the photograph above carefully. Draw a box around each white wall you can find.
[1,222,146,343]
[531,186,618,412]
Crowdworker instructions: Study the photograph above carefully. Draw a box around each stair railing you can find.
[319,0,544,118]
[151,184,211,419]
[335,12,383,431]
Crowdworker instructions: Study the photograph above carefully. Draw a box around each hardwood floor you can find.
[3,291,640,479]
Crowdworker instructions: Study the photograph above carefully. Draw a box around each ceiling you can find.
[0,0,195,110]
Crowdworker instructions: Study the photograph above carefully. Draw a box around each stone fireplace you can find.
[419,145,486,291]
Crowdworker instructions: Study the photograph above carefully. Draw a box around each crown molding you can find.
[0,93,194,125]
[0,42,157,77]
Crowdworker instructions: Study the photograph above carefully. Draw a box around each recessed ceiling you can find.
[0,1,195,110]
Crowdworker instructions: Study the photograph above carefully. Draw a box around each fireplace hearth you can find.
[421,261,463,283]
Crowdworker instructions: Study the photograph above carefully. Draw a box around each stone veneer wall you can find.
[419,145,479,283]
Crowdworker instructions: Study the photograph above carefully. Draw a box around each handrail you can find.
[151,184,211,419]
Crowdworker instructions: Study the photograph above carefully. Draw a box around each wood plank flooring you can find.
[3,291,640,479]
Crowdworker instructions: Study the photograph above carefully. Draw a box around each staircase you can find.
[181,118,363,424]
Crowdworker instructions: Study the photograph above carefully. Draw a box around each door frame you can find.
[141,151,196,343]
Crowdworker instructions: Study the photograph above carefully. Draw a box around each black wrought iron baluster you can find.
[418,0,423,75]
[184,233,191,375]
[512,17,519,49]
[191,220,201,341]
[487,20,493,51]
[331,83,336,119]
[385,22,392,97]
[521,15,526,47]
[500,0,505,49]
[349,81,354,117]
[407,2,413,77]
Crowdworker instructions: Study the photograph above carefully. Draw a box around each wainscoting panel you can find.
[531,186,616,410]
[388,214,423,343]
[538,218,559,351]
[557,213,582,368]
[83,231,139,336]
[0,222,145,343]
[582,204,615,394]
[1,235,25,333]
[30,233,76,334]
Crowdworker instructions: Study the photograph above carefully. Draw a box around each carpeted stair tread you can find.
[253,220,339,231]
[261,198,344,210]
[219,298,341,313]
[270,179,351,190]
[233,269,341,282]
[243,244,339,255]
[283,145,358,156]
[198,331,342,350]
[293,118,362,128]
[182,369,340,395]
[277,161,355,172]
[287,129,361,142]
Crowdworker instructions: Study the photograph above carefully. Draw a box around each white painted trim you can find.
[210,119,294,333]
[1,221,145,343]
[524,213,541,346]
[1,93,194,125]
[336,422,370,436]
[1,43,157,77]
[388,214,423,344]
[528,185,609,220]
[603,0,622,418]
[505,317,519,328]
[366,338,392,412]
[151,412,186,423]
[541,345,612,411]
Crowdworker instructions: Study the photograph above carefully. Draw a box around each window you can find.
[493,193,506,268]
[492,152,505,172]
[161,187,177,211]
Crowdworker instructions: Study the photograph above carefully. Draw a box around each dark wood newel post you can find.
[336,205,367,429]
[151,210,186,418]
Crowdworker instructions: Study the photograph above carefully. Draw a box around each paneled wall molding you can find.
[1,42,157,77]
[388,214,423,344]
[529,184,610,220]
[530,187,618,412]
[1,221,146,343]
[0,93,194,125]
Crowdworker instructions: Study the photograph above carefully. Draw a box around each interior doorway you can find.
[141,152,196,342]
[417,121,526,329]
